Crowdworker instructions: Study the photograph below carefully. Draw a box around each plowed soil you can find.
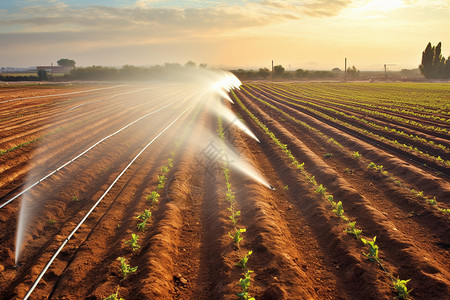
[0,82,449,300]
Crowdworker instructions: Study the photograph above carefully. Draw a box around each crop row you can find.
[264,83,449,134]
[287,83,450,121]
[231,90,413,299]
[217,117,255,300]
[103,152,175,300]
[237,86,447,215]
[244,85,450,168]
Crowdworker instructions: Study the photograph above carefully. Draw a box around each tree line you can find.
[420,42,450,79]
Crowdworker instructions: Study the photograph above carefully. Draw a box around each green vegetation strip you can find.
[218,117,255,300]
[232,90,412,299]
[247,84,449,166]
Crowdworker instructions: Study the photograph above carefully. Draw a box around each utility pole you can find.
[384,64,396,80]
[344,58,347,81]
[271,60,274,82]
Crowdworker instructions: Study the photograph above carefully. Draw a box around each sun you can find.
[365,0,404,11]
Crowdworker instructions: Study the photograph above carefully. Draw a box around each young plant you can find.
[71,195,79,202]
[353,151,361,158]
[146,191,160,205]
[229,228,246,247]
[332,201,344,217]
[137,219,147,232]
[161,165,169,174]
[346,221,362,239]
[394,278,411,299]
[425,197,437,205]
[237,269,255,300]
[103,287,124,300]
[46,219,56,226]
[117,257,138,279]
[167,158,173,168]
[157,174,166,190]
[283,185,289,191]
[315,184,326,194]
[306,174,317,185]
[236,250,252,269]
[124,234,140,251]
[323,153,333,158]
[361,236,379,262]
[228,209,241,226]
[327,195,334,203]
[135,209,151,220]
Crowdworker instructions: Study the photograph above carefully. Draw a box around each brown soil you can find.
[0,83,449,300]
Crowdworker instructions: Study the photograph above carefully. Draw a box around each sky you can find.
[0,0,449,70]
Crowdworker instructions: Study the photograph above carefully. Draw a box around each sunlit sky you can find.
[1,0,449,70]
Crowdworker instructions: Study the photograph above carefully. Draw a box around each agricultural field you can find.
[0,80,449,300]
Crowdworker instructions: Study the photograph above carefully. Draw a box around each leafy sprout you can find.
[117,257,138,279]
[124,234,140,251]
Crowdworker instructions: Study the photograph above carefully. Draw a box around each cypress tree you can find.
[419,42,434,78]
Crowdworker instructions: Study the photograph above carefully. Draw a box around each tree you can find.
[258,68,270,79]
[445,56,450,78]
[57,58,76,69]
[347,66,359,78]
[37,69,48,81]
[419,42,448,79]
[295,69,309,78]
[185,61,196,68]
[273,65,285,77]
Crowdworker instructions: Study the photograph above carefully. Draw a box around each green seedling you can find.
[135,209,151,220]
[345,221,362,239]
[71,195,79,202]
[137,220,147,232]
[161,165,169,174]
[361,236,379,262]
[229,228,246,246]
[157,174,166,189]
[104,287,124,300]
[125,234,140,251]
[323,153,332,158]
[315,184,326,194]
[226,191,235,204]
[236,250,252,269]
[237,269,255,300]
[117,257,138,279]
[146,191,160,205]
[439,208,450,214]
[283,185,289,191]
[425,197,437,205]
[228,209,241,226]
[353,151,361,158]
[307,174,317,185]
[47,219,56,225]
[327,195,334,203]
[167,158,173,168]
[394,278,411,299]
[332,201,344,217]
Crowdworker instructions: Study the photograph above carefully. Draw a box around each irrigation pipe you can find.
[0,85,124,104]
[22,96,199,300]
[0,96,183,209]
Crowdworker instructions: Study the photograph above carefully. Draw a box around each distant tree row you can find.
[68,62,208,81]
[231,65,339,80]
[419,42,450,79]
